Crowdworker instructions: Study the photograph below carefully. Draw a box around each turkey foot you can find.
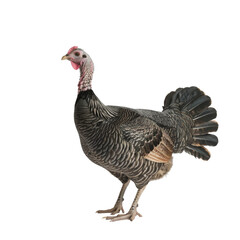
[104,209,142,222]
[96,180,129,215]
[105,186,146,222]
[96,201,124,215]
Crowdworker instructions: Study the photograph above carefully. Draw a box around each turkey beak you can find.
[61,55,69,60]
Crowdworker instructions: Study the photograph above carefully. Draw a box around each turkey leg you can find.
[104,186,146,222]
[96,180,130,215]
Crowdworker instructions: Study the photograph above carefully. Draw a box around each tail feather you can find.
[185,145,210,160]
[164,87,204,109]
[183,95,211,116]
[193,107,217,124]
[193,121,218,135]
[163,86,218,160]
[193,134,218,146]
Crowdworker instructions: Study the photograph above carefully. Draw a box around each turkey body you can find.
[62,47,218,221]
[74,89,199,188]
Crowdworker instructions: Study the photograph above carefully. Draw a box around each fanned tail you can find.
[164,87,218,160]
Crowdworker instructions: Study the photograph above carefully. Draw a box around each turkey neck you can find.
[78,58,94,92]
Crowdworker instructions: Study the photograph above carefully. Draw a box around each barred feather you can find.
[185,145,210,160]
[193,121,218,135]
[193,134,218,146]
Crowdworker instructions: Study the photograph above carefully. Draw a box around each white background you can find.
[0,0,239,239]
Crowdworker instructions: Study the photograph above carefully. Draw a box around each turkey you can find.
[62,46,218,221]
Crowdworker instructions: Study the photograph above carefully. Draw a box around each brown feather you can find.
[145,132,173,163]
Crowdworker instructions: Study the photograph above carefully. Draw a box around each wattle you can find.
[71,61,80,70]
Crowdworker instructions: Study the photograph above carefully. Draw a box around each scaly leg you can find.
[104,186,146,222]
[96,180,130,215]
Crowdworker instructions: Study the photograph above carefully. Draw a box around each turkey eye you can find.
[74,52,80,56]
[82,54,87,58]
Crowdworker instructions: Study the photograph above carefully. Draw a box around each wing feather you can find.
[145,132,173,163]
[119,110,173,164]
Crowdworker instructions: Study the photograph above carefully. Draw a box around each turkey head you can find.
[61,46,88,70]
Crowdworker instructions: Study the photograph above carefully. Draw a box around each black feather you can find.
[193,107,217,124]
[193,134,218,146]
[183,95,211,116]
[193,121,218,135]
[163,91,175,108]
[171,88,183,103]
[178,87,204,107]
[185,145,210,160]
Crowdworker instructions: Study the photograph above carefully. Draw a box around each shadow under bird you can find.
[62,46,218,222]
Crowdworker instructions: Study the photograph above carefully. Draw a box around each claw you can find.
[104,210,142,222]
[96,204,124,215]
